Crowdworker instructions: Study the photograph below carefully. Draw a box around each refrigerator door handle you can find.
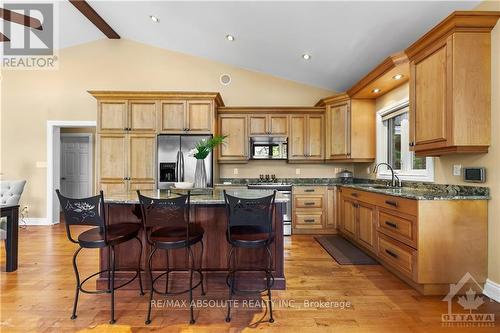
[175,151,181,182]
[179,151,185,181]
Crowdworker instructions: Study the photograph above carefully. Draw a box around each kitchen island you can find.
[98,188,287,290]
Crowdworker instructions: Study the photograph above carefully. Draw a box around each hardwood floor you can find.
[1,223,499,332]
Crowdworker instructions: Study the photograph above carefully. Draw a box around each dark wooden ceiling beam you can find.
[0,32,10,42]
[0,8,43,30]
[69,0,120,39]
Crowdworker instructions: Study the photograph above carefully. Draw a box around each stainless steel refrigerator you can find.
[157,134,213,189]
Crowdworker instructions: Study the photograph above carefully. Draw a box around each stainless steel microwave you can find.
[250,136,288,160]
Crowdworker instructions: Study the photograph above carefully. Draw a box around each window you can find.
[376,100,434,182]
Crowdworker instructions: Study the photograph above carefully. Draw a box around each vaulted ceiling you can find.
[19,1,485,90]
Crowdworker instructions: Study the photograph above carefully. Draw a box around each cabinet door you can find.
[411,42,449,148]
[218,115,248,161]
[341,198,357,239]
[328,103,350,159]
[159,100,187,133]
[129,100,157,132]
[269,115,288,135]
[128,134,156,187]
[187,100,212,133]
[249,116,268,135]
[98,100,127,132]
[357,202,377,252]
[289,115,306,160]
[307,115,324,160]
[98,133,127,191]
[325,188,337,229]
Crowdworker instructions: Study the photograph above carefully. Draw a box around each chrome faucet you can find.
[373,163,402,187]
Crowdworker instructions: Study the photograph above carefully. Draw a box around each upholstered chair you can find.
[0,180,27,240]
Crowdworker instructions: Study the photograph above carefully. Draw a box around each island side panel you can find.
[99,202,285,289]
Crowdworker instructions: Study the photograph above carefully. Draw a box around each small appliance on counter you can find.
[336,169,353,184]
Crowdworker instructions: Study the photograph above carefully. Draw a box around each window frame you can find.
[376,99,434,182]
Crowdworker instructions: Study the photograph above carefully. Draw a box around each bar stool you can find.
[223,190,276,323]
[137,190,205,325]
[56,190,144,324]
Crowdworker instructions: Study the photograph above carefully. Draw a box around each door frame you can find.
[60,133,94,198]
[47,121,96,225]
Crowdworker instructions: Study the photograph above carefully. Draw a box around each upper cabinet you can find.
[319,94,375,162]
[405,12,500,156]
[91,91,224,134]
[218,114,248,163]
[249,114,288,136]
[289,114,324,161]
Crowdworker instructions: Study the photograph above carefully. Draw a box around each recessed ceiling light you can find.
[226,34,235,41]
[302,54,311,60]
[372,88,381,93]
[150,15,159,23]
[392,74,404,80]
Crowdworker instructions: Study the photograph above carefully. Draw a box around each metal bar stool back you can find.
[223,190,276,323]
[137,191,205,325]
[56,190,144,324]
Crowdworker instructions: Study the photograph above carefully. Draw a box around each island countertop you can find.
[104,188,289,205]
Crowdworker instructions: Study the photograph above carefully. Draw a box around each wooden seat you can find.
[78,223,141,249]
[150,224,204,249]
[227,226,274,248]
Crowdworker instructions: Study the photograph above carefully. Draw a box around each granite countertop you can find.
[104,188,289,205]
[340,184,490,201]
[218,178,490,201]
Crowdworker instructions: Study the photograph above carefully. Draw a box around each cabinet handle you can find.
[304,219,315,223]
[351,192,358,197]
[385,200,398,207]
[385,221,398,229]
[304,189,315,193]
[385,249,398,259]
[304,202,316,206]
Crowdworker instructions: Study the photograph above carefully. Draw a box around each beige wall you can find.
[354,1,500,284]
[0,38,333,218]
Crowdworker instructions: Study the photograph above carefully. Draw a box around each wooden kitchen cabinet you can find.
[249,115,288,136]
[97,133,156,193]
[338,186,487,295]
[405,12,500,156]
[98,100,128,132]
[218,114,248,162]
[293,186,335,234]
[319,93,375,162]
[288,114,324,161]
[129,100,157,132]
[158,99,213,134]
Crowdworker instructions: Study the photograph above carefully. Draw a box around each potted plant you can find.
[188,135,227,188]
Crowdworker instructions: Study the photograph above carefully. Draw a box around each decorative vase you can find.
[194,159,207,188]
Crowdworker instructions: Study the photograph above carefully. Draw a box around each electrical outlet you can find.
[233,168,239,175]
[35,161,47,168]
[453,165,462,176]
[295,168,301,175]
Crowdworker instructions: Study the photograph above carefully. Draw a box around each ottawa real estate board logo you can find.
[442,272,495,327]
[1,2,58,69]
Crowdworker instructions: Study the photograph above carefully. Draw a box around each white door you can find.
[60,136,92,198]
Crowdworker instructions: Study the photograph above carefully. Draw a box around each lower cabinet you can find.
[292,186,337,234]
[338,186,488,295]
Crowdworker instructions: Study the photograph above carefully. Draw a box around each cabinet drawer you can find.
[377,233,417,280]
[294,196,323,209]
[378,210,417,248]
[293,186,327,195]
[294,212,324,229]
[341,187,418,216]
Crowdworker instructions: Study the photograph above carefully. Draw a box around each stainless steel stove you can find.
[247,183,292,236]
